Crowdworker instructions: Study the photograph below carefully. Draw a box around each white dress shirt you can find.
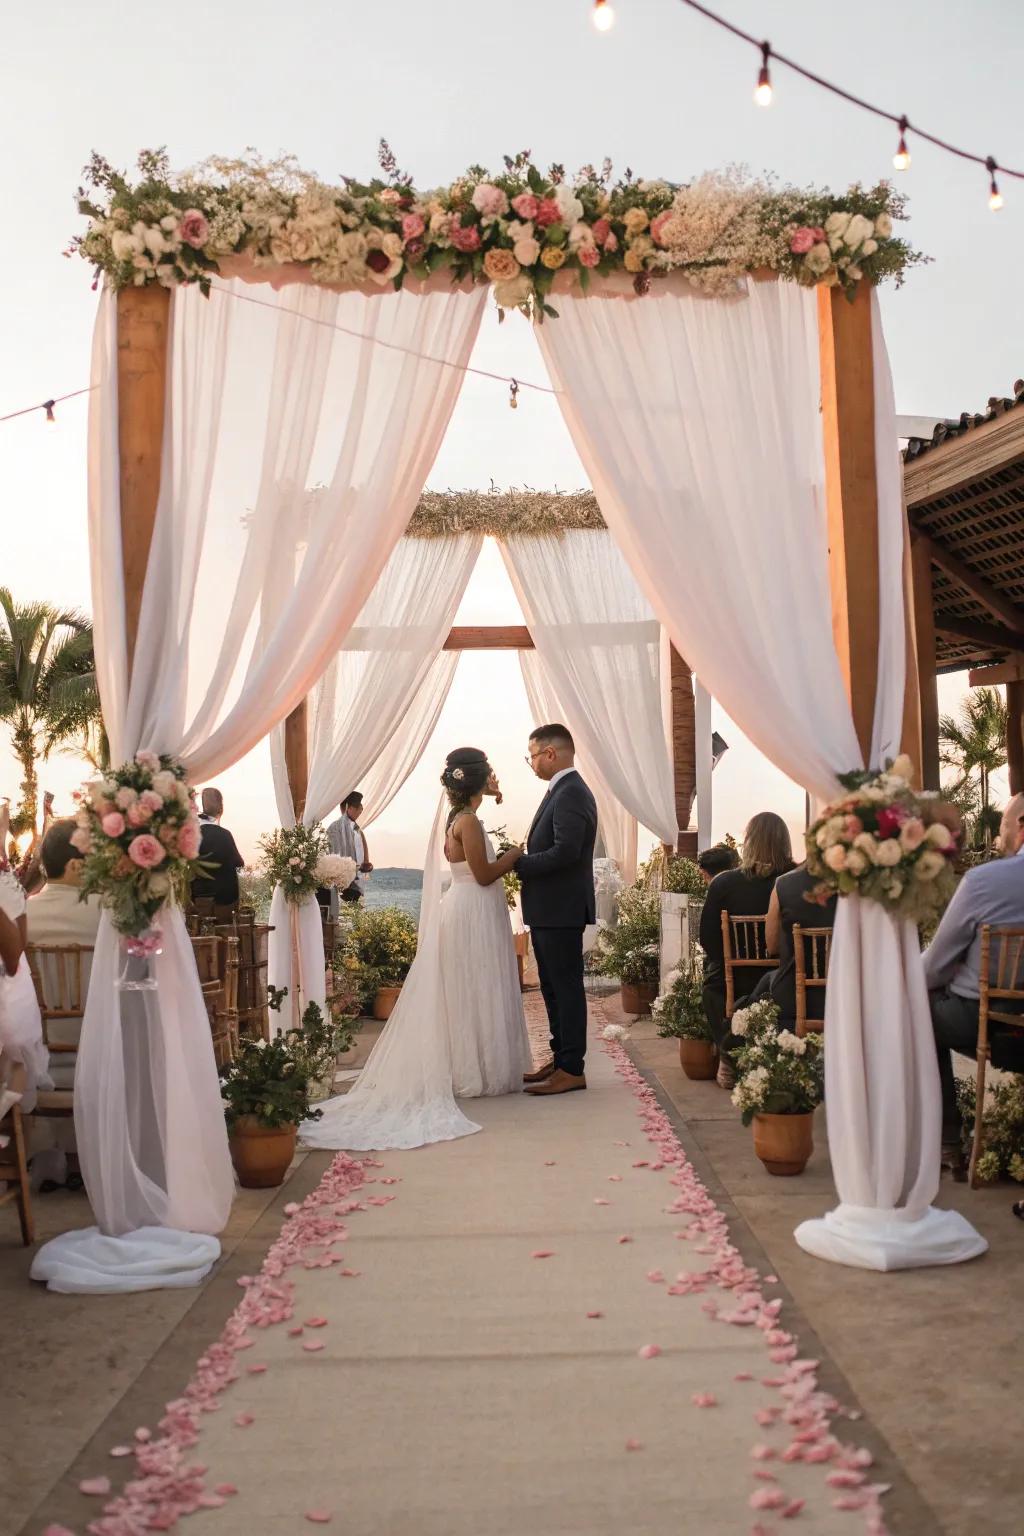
[923,847,1024,999]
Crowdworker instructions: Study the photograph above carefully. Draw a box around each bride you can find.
[300,748,529,1151]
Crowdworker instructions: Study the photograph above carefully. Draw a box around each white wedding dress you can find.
[300,801,529,1151]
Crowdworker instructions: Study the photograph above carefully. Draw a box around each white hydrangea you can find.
[731,1006,752,1038]
[777,1030,807,1056]
[601,1023,630,1043]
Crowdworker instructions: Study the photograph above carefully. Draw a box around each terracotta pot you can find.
[373,985,403,1021]
[752,1112,814,1177]
[679,1038,718,1080]
[229,1118,298,1189]
[620,982,658,1017]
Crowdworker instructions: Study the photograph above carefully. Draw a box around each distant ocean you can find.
[361,868,423,921]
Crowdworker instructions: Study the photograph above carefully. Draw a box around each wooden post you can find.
[817,283,880,767]
[669,645,697,857]
[117,287,170,675]
[908,530,940,789]
[1007,680,1024,796]
[284,700,309,822]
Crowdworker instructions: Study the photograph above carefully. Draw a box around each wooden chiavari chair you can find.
[793,925,833,1037]
[0,1052,34,1245]
[25,943,93,1124]
[721,912,771,1020]
[970,925,1024,1188]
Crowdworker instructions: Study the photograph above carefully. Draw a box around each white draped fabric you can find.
[267,533,480,1011]
[536,279,984,1270]
[504,530,676,855]
[694,679,713,853]
[519,651,637,884]
[33,278,486,1294]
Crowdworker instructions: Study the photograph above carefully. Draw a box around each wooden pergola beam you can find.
[117,288,170,676]
[443,625,534,650]
[909,531,939,789]
[902,407,1024,505]
[935,613,1024,656]
[912,528,1024,635]
[967,658,1024,686]
[669,646,697,856]
[1007,680,1024,797]
[284,701,309,822]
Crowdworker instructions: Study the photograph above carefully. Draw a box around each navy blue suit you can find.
[517,770,598,1076]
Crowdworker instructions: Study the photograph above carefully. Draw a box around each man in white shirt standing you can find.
[924,792,1024,1162]
[324,792,373,918]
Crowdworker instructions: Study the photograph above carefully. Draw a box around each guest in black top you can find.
[697,844,740,884]
[192,787,245,908]
[761,865,838,1026]
[699,811,795,1047]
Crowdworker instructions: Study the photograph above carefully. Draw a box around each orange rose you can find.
[483,248,521,283]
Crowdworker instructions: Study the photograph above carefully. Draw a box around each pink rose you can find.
[404,237,425,260]
[789,226,818,255]
[140,790,164,814]
[592,218,611,245]
[127,834,166,870]
[401,212,425,241]
[843,816,863,839]
[511,193,540,221]
[135,750,161,772]
[899,818,928,852]
[101,812,126,838]
[535,198,561,228]
[127,802,151,827]
[876,807,907,839]
[603,231,619,253]
[178,819,201,859]
[178,210,209,249]
[379,188,402,206]
[577,243,601,269]
[650,211,673,248]
[471,183,509,219]
[115,786,138,810]
[449,218,481,253]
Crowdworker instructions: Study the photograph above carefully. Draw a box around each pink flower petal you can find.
[247,1362,268,1374]
[750,1487,786,1510]
[638,1344,662,1359]
[544,1160,557,1166]
[198,1494,226,1509]
[109,1444,133,1457]
[284,1201,301,1214]
[625,1438,644,1452]
[646,1270,665,1283]
[752,1468,778,1483]
[305,1511,333,1524]
[134,1427,152,1442]
[764,1274,779,1283]
[78,1477,111,1496]
[305,1316,329,1328]
[751,1445,776,1461]
[338,1268,361,1277]
[734,1372,754,1382]
[215,1484,239,1497]
[43,1526,77,1535]
[833,1494,870,1511]
[782,1499,806,1519]
[691,1392,717,1407]
[586,1310,604,1319]
[593,1197,611,1205]
[234,1412,255,1427]
[288,1326,305,1337]
[617,1235,633,1244]
[303,1340,325,1352]
[608,1174,623,1181]
[531,1250,555,1259]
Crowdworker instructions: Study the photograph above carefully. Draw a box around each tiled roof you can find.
[902,378,1024,463]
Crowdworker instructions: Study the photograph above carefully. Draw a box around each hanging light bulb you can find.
[987,157,1004,210]
[43,399,55,423]
[754,42,772,106]
[592,0,615,32]
[893,116,911,171]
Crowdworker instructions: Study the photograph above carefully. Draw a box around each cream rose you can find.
[890,754,915,783]
[845,213,875,248]
[899,819,927,853]
[823,844,848,872]
[844,848,869,876]
[623,207,649,235]
[493,273,534,310]
[874,839,903,867]
[804,242,833,275]
[914,850,946,881]
[825,211,852,239]
[853,831,880,861]
[874,212,893,238]
[111,229,145,261]
[513,236,540,267]
[926,822,955,851]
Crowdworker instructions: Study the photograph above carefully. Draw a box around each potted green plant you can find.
[300,998,358,1102]
[653,952,718,1079]
[594,885,661,1015]
[730,999,824,1176]
[220,990,324,1187]
[339,905,419,1019]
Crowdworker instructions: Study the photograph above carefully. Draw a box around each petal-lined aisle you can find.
[71,998,893,1536]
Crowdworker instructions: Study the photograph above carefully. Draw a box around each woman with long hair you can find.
[698,811,795,1089]
[301,748,528,1151]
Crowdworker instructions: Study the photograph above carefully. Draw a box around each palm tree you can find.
[939,687,1008,849]
[0,590,103,836]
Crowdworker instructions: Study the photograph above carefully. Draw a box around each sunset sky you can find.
[1,0,1020,868]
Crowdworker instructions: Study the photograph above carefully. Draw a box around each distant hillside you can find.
[363,867,422,918]
[367,868,422,887]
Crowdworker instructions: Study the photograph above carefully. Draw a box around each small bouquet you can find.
[805,756,960,925]
[258,824,355,904]
[490,825,522,911]
[72,752,202,937]
[730,1000,824,1126]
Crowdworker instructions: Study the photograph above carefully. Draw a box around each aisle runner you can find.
[68,1016,890,1536]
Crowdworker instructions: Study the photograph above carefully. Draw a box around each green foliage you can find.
[652,951,713,1041]
[661,855,706,899]
[338,904,419,1011]
[220,994,357,1129]
[956,1075,1024,1183]
[593,884,660,987]
[731,1000,824,1127]
[0,590,101,833]
[238,865,275,921]
[258,822,329,904]
[939,687,1009,851]
[489,824,521,910]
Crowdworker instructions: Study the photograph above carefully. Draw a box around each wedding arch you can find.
[31,148,987,1293]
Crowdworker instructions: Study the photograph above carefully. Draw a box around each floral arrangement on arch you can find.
[71,752,202,936]
[806,755,960,926]
[258,823,356,905]
[730,999,824,1126]
[71,146,924,316]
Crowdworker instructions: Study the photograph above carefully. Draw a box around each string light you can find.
[893,116,911,171]
[592,0,615,32]
[987,157,1004,211]
[43,400,56,423]
[754,42,772,107]
[0,387,94,425]
[509,378,520,410]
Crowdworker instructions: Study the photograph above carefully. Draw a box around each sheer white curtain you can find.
[504,531,676,857]
[267,532,480,1009]
[32,279,486,1295]
[519,650,637,884]
[537,278,984,1271]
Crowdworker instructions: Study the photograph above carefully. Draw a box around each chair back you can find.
[721,912,771,1019]
[969,926,1024,1186]
[792,925,833,1037]
[0,1049,34,1245]
[190,935,220,985]
[25,943,93,1055]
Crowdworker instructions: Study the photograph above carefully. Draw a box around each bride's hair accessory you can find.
[441,747,492,809]
[452,768,465,781]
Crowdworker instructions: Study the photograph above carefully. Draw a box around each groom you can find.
[516,724,598,1096]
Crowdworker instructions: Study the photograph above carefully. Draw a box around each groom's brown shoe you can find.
[523,1058,557,1084]
[525,1069,586,1096]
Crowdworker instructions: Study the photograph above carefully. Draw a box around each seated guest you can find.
[192,788,245,909]
[1,865,50,1103]
[697,844,740,884]
[26,818,102,1085]
[699,812,795,1087]
[924,792,1024,1166]
[761,864,838,1027]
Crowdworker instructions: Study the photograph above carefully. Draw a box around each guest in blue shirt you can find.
[924,792,1024,1160]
